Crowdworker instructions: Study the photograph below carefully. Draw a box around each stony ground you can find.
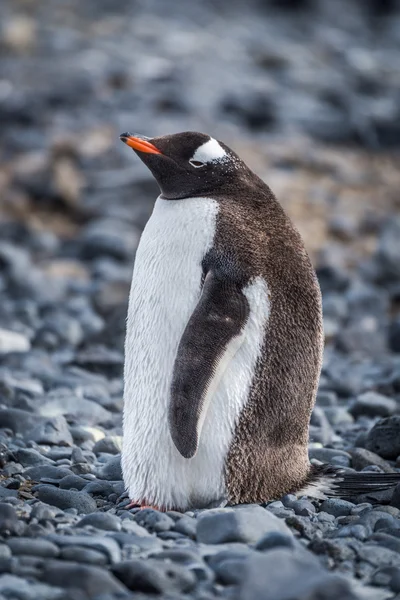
[0,0,400,599]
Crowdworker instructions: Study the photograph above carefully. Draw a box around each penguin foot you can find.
[125,500,164,511]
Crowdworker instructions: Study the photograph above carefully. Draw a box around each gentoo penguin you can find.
[120,131,400,511]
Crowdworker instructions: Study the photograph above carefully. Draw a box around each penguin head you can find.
[120,131,247,199]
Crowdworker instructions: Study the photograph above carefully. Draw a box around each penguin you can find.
[120,131,400,511]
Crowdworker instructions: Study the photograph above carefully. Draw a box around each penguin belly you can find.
[122,196,269,510]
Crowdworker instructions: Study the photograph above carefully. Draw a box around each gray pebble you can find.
[77,512,121,531]
[46,534,121,564]
[133,508,174,533]
[60,545,108,565]
[320,498,355,517]
[97,455,122,481]
[196,506,292,545]
[6,538,59,558]
[112,558,196,594]
[349,391,398,418]
[0,503,24,536]
[350,447,396,473]
[173,515,197,538]
[255,531,296,551]
[58,474,88,490]
[40,560,127,596]
[23,465,73,481]
[365,416,400,459]
[92,436,122,455]
[15,448,53,467]
[37,485,97,514]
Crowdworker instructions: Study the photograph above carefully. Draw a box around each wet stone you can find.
[196,506,292,545]
[36,485,97,514]
[112,558,196,595]
[320,499,355,517]
[133,508,174,533]
[6,538,59,558]
[77,512,121,531]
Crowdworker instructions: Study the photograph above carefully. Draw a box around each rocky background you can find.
[0,0,400,598]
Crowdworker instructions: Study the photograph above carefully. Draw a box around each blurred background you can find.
[0,0,399,391]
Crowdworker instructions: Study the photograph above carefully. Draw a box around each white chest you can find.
[122,196,269,510]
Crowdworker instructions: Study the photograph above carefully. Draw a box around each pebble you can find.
[46,534,121,564]
[112,558,196,594]
[350,447,396,473]
[0,329,30,354]
[77,512,121,531]
[320,499,355,517]
[6,538,59,558]
[133,508,174,533]
[237,548,355,600]
[97,455,122,481]
[36,486,97,514]
[40,560,127,596]
[196,507,292,545]
[349,391,398,418]
[365,416,400,459]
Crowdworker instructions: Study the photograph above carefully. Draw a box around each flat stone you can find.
[0,574,62,600]
[133,508,174,533]
[23,466,73,481]
[238,548,358,600]
[37,486,97,514]
[15,449,54,468]
[58,474,88,491]
[46,534,121,563]
[77,512,121,532]
[350,391,398,418]
[350,447,396,473]
[196,506,292,545]
[365,416,400,459]
[6,538,59,558]
[0,329,30,354]
[92,436,122,455]
[320,499,355,517]
[97,455,122,481]
[112,558,196,594]
[40,560,127,596]
[60,545,108,565]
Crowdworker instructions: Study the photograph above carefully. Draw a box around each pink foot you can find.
[125,500,163,511]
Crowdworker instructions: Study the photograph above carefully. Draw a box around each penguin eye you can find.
[189,159,206,168]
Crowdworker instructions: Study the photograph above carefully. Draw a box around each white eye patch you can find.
[191,137,227,164]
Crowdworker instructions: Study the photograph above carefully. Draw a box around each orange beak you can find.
[120,133,162,155]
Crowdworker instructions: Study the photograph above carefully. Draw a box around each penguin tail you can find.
[297,463,400,502]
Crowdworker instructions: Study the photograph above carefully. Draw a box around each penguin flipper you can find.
[169,271,250,459]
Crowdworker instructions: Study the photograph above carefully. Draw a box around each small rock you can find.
[0,329,30,354]
[23,465,73,481]
[350,392,398,418]
[255,531,296,551]
[60,545,108,565]
[77,512,121,532]
[320,499,355,517]
[92,436,122,455]
[133,508,174,533]
[37,486,97,514]
[0,503,24,536]
[350,447,396,473]
[237,548,356,600]
[40,560,127,596]
[112,558,196,594]
[46,534,121,564]
[97,455,122,481]
[15,448,53,468]
[365,416,400,459]
[58,474,88,490]
[6,538,59,558]
[196,506,291,545]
